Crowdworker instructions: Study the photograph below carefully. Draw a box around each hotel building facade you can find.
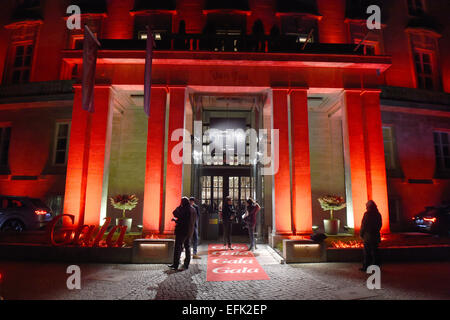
[0,0,449,243]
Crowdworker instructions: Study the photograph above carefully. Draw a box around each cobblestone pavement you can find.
[0,243,449,300]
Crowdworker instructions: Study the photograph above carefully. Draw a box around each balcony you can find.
[62,33,391,74]
[100,33,365,55]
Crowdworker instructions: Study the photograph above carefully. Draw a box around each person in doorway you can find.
[221,196,236,250]
[244,198,261,251]
[168,197,197,271]
[359,200,383,272]
[189,197,201,259]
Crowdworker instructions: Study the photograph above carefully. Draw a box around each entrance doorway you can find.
[199,168,255,239]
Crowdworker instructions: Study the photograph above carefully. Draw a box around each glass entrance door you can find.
[199,173,254,238]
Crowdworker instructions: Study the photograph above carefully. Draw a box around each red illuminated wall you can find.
[104,0,134,39]
[316,0,347,43]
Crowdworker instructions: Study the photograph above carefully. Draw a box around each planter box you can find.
[283,239,326,263]
[132,239,175,264]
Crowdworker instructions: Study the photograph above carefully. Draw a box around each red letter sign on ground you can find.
[206,244,270,282]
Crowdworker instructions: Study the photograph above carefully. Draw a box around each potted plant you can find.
[110,194,138,233]
[318,195,346,235]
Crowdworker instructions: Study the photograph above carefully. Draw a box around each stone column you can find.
[142,87,168,234]
[63,86,112,226]
[290,89,313,234]
[362,90,390,233]
[343,90,368,231]
[162,86,186,234]
[343,90,390,232]
[272,89,292,235]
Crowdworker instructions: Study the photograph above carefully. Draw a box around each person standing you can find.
[244,198,261,251]
[221,196,236,250]
[168,197,197,271]
[189,197,201,259]
[360,200,383,271]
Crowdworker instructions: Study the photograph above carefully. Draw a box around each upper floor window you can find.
[134,13,172,49]
[10,43,33,84]
[382,126,396,170]
[434,131,450,171]
[348,21,383,55]
[280,15,317,43]
[407,0,425,16]
[408,32,440,91]
[66,16,103,49]
[353,39,379,55]
[414,50,435,90]
[0,127,11,168]
[202,13,247,52]
[53,122,70,166]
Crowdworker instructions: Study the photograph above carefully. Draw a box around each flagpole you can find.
[82,25,100,113]
[85,25,101,47]
[144,25,155,117]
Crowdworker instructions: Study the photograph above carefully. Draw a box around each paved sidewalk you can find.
[0,243,448,300]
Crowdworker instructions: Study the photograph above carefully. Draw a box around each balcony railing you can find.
[99,33,365,55]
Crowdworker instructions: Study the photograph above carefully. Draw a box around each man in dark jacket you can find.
[168,197,197,271]
[221,196,236,250]
[360,200,383,271]
[189,197,201,259]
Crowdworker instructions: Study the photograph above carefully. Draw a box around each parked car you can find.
[0,196,53,232]
[412,205,450,235]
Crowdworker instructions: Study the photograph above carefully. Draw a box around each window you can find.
[281,15,317,43]
[354,39,379,55]
[414,50,435,90]
[0,127,11,167]
[10,44,33,84]
[66,17,103,50]
[53,122,70,165]
[434,131,450,170]
[349,21,382,56]
[8,199,24,208]
[382,127,396,170]
[134,14,172,43]
[407,0,425,16]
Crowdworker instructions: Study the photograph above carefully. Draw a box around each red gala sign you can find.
[45,214,127,248]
